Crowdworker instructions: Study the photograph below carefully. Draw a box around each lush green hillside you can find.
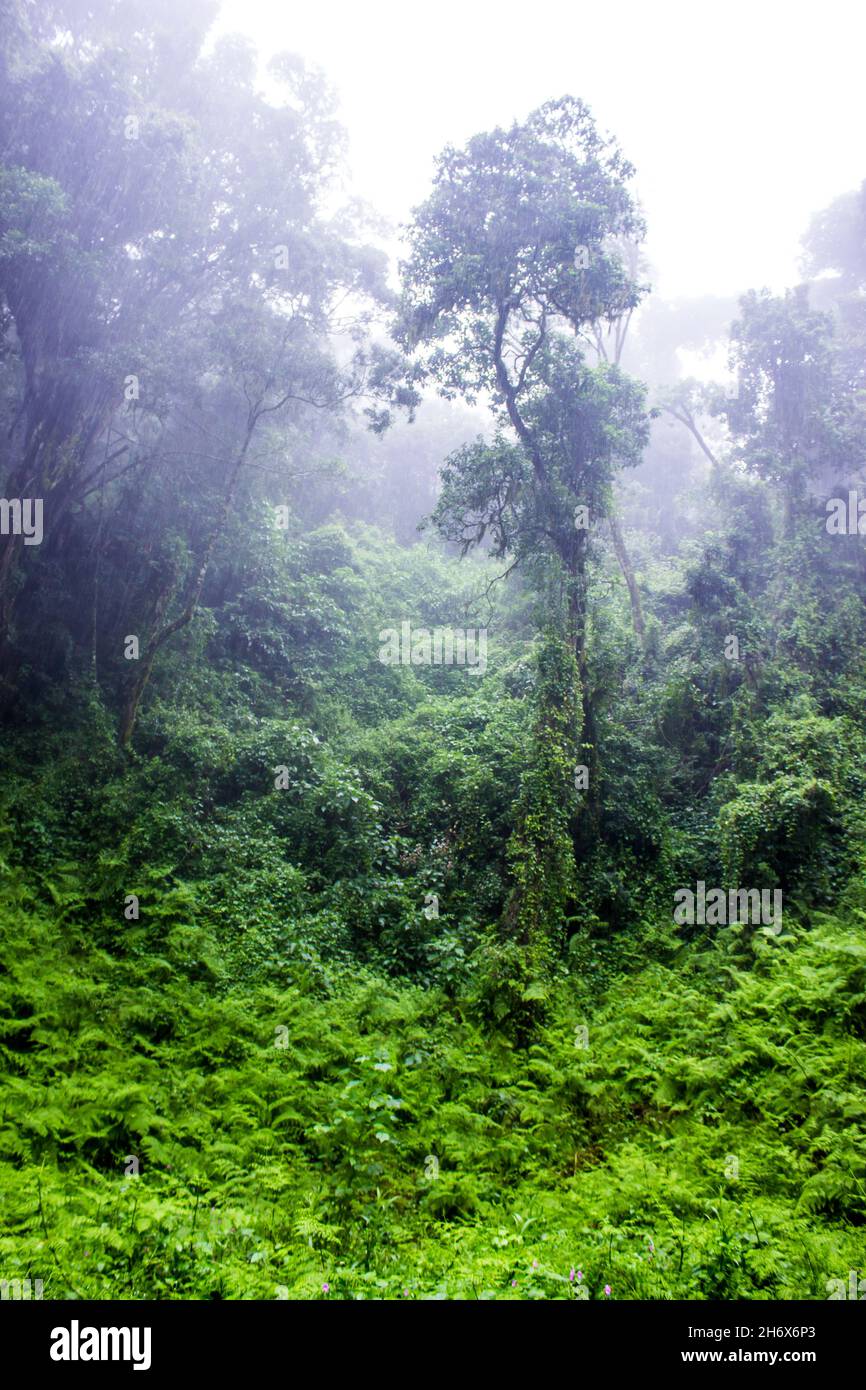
[2,525,865,1300]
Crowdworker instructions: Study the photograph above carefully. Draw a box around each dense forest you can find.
[1,0,866,1305]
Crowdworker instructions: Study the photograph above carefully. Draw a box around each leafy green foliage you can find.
[2,861,865,1299]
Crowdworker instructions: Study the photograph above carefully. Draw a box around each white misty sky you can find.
[215,0,865,301]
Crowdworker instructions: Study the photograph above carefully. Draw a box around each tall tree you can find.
[0,0,411,729]
[398,96,649,703]
[398,98,650,976]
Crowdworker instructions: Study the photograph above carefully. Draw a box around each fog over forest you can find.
[1,0,866,1339]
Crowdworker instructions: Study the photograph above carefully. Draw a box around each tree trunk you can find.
[608,513,645,644]
[119,422,255,747]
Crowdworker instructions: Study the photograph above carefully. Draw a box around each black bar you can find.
[3,1298,860,1377]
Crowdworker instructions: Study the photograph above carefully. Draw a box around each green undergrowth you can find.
[2,869,864,1300]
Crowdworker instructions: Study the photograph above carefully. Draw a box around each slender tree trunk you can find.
[119,421,256,747]
[608,513,645,644]
[664,407,718,467]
